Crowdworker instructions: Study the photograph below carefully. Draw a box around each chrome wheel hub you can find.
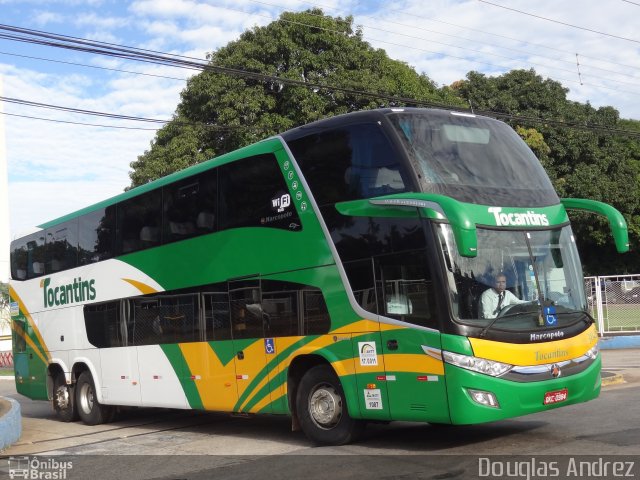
[309,385,342,429]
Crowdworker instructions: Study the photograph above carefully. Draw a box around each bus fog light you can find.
[467,388,500,408]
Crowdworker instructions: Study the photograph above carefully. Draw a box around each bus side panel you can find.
[380,327,450,423]
[137,345,189,409]
[350,332,391,421]
[99,346,142,407]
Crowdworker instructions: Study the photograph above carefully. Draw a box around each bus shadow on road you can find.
[357,420,548,451]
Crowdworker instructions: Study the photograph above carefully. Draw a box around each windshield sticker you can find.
[358,342,378,366]
[364,388,383,410]
[543,306,558,326]
[488,207,549,227]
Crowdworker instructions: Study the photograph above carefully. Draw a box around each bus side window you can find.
[229,280,263,339]
[78,206,116,264]
[46,220,79,273]
[203,287,231,341]
[303,289,331,335]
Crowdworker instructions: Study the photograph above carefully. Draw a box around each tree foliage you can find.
[130,9,462,186]
[452,69,640,274]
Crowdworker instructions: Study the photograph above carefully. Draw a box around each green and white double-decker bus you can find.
[9,108,628,445]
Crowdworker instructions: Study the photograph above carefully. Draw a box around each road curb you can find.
[0,396,22,451]
[599,336,640,349]
[601,372,625,387]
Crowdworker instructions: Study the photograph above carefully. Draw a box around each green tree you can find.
[130,9,462,186]
[452,69,640,274]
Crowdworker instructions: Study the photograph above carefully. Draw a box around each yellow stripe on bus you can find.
[121,278,159,295]
[179,342,238,411]
[383,353,445,375]
[8,286,51,364]
[469,325,599,366]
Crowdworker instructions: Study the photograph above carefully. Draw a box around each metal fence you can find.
[584,274,640,335]
[0,351,13,368]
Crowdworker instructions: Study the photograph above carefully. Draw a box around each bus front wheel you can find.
[52,373,78,422]
[76,371,113,425]
[296,365,364,445]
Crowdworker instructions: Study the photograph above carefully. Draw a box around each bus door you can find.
[375,253,450,423]
[196,289,239,412]
[12,316,32,398]
[229,278,273,414]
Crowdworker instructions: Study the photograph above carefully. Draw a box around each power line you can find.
[205,4,640,98]
[249,0,640,81]
[0,111,159,130]
[476,0,640,45]
[2,23,640,140]
[0,50,189,82]
[621,0,640,6]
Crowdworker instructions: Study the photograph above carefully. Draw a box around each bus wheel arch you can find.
[292,361,364,445]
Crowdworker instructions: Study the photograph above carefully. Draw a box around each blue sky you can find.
[2,0,640,274]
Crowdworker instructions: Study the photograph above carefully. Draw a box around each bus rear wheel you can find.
[296,365,364,446]
[76,371,113,425]
[53,373,78,422]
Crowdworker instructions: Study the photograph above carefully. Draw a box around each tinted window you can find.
[46,220,78,273]
[344,259,377,313]
[229,280,264,339]
[24,232,46,279]
[84,301,123,348]
[10,238,28,280]
[262,281,299,337]
[164,170,217,243]
[130,293,200,345]
[117,189,162,254]
[79,206,116,265]
[218,154,300,231]
[374,250,436,328]
[324,211,427,263]
[203,285,231,341]
[303,289,331,335]
[287,123,409,206]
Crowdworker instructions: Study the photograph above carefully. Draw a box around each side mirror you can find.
[561,198,629,253]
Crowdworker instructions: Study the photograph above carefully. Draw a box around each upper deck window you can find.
[286,122,411,206]
[387,111,559,207]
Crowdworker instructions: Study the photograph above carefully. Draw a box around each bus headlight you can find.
[585,344,599,360]
[443,351,513,377]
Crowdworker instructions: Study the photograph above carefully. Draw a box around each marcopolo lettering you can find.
[488,207,549,227]
[42,277,96,308]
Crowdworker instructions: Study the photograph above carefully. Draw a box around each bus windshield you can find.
[437,224,588,331]
[387,111,559,207]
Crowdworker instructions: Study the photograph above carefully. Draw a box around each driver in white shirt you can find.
[480,273,527,319]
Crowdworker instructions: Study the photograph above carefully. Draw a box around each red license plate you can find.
[544,388,568,405]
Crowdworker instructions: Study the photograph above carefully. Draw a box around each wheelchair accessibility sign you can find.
[264,338,276,355]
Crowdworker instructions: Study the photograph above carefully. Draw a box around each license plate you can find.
[544,388,568,405]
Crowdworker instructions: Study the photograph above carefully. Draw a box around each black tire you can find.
[296,364,364,446]
[52,373,78,422]
[75,371,113,425]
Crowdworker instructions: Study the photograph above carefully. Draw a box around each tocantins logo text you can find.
[488,207,549,227]
[41,277,96,308]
